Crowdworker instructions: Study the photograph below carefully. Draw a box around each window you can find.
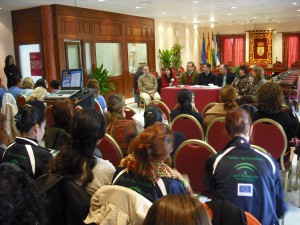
[95,43,122,76]
[283,33,300,68]
[219,34,245,66]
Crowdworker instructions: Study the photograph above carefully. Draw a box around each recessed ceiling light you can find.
[253,16,257,19]
[162,12,166,14]
[231,6,236,9]
[135,6,140,9]
[293,2,297,5]
[298,9,300,11]
[181,16,187,19]
[99,0,106,2]
[193,1,198,3]
[140,1,152,4]
[227,13,232,16]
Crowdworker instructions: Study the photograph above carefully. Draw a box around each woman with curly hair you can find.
[112,123,192,202]
[203,85,238,129]
[48,108,115,195]
[21,77,35,97]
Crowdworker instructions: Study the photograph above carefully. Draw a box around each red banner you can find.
[249,32,272,64]
[30,52,43,76]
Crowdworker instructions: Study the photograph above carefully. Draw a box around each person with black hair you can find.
[50,79,61,94]
[197,63,215,86]
[4,55,22,89]
[1,104,53,179]
[7,76,22,99]
[144,105,185,161]
[170,89,203,126]
[231,65,251,98]
[0,163,48,225]
[48,109,115,195]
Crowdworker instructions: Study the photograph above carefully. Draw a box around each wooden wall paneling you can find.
[77,18,93,36]
[93,20,123,39]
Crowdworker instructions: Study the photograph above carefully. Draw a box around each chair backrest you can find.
[249,118,288,170]
[170,114,204,140]
[2,93,17,108]
[85,185,152,225]
[45,105,55,128]
[258,62,268,68]
[150,69,158,77]
[206,117,230,152]
[201,102,217,116]
[98,134,123,168]
[291,61,300,68]
[16,94,26,107]
[250,144,269,154]
[148,100,171,123]
[174,139,217,193]
[94,99,103,114]
[125,107,136,120]
[273,61,284,68]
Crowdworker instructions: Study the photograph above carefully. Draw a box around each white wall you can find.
[0,11,14,88]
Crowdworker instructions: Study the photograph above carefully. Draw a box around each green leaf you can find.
[92,64,116,95]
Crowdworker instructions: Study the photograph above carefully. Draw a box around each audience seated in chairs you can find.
[26,86,48,102]
[252,82,294,161]
[87,78,107,114]
[105,93,138,156]
[143,105,185,161]
[1,102,53,179]
[44,99,72,151]
[203,85,238,129]
[161,67,179,88]
[48,108,115,196]
[7,76,22,99]
[113,123,192,203]
[49,79,61,94]
[170,89,203,126]
[20,77,34,97]
[205,108,286,225]
[237,66,266,105]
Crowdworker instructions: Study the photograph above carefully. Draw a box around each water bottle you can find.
[171,78,174,86]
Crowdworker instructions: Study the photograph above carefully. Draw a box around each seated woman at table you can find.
[203,85,238,129]
[231,65,251,99]
[161,67,178,88]
[105,93,138,156]
[144,105,185,161]
[253,82,293,161]
[112,123,192,202]
[170,89,203,126]
[238,66,266,105]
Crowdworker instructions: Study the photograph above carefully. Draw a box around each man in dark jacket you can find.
[215,64,236,87]
[197,63,215,85]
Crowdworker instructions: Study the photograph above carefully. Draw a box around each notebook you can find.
[45,69,83,99]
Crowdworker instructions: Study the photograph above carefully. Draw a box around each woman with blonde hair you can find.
[21,77,34,97]
[105,93,137,155]
[203,85,238,128]
[87,78,107,113]
[112,123,192,202]
[26,86,47,102]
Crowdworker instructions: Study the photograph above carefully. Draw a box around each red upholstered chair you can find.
[150,69,158,77]
[172,67,178,76]
[273,61,284,68]
[206,117,230,152]
[258,62,268,69]
[16,95,26,107]
[178,66,185,74]
[125,107,136,120]
[98,134,123,168]
[226,61,234,67]
[170,114,204,140]
[201,102,217,117]
[291,61,300,69]
[174,139,217,193]
[45,105,55,128]
[94,99,103,114]
[148,100,171,124]
[249,118,292,192]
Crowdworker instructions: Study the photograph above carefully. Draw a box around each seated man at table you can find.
[205,108,286,225]
[197,63,215,86]
[138,65,161,105]
[181,61,198,85]
[215,64,236,87]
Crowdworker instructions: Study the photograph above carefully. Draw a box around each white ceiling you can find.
[1,0,300,27]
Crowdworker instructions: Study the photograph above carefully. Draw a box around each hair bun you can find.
[14,108,23,124]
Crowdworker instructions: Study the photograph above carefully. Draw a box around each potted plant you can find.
[92,64,116,96]
[158,49,173,69]
[171,43,184,72]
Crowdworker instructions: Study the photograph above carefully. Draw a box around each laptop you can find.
[46,69,83,99]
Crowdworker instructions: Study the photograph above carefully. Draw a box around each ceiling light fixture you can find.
[99,0,106,2]
[135,6,140,9]
[181,16,187,19]
[293,2,297,5]
[253,16,257,19]
[228,13,232,16]
[298,9,300,11]
[231,6,236,9]
[162,12,166,14]
[193,1,198,3]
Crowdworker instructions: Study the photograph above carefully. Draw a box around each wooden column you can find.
[40,6,56,88]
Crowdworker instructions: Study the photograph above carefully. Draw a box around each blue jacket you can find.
[205,136,286,225]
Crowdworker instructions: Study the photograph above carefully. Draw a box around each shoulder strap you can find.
[25,144,35,176]
[157,178,167,196]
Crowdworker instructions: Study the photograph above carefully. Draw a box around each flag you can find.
[206,32,211,64]
[216,33,221,66]
[211,32,216,67]
[201,33,206,64]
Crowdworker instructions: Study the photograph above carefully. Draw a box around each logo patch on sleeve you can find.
[237,183,253,197]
